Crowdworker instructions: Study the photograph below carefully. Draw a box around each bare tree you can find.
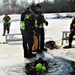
[2,0,10,13]
[10,0,18,13]
[32,0,35,3]
[44,0,48,2]
[20,0,29,9]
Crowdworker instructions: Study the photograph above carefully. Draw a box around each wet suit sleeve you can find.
[20,11,26,30]
[2,17,5,23]
[42,14,48,26]
[20,11,26,35]
[8,16,12,24]
[70,21,74,29]
[40,12,48,26]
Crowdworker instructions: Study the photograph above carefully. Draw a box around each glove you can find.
[45,21,48,26]
[20,29,26,35]
[5,22,8,24]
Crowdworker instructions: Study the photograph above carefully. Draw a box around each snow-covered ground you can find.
[0,13,74,63]
[0,13,75,75]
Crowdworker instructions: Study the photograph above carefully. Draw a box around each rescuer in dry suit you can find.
[34,4,48,53]
[67,17,75,48]
[20,5,36,58]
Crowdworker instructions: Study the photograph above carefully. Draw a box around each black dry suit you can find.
[35,11,48,50]
[68,17,75,47]
[20,10,35,58]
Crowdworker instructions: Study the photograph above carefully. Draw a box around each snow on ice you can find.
[0,13,75,75]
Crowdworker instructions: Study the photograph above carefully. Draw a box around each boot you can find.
[36,49,42,53]
[2,34,5,36]
[63,44,72,48]
[43,48,47,51]
[24,50,32,58]
[24,51,36,58]
[67,44,72,48]
[31,53,36,57]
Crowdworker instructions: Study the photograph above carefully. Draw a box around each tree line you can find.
[0,0,75,15]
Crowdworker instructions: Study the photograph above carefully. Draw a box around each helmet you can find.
[36,4,41,8]
[30,4,36,12]
[36,63,42,71]
[42,66,46,72]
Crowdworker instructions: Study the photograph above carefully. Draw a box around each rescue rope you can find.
[45,28,62,46]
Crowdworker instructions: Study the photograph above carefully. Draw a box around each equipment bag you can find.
[32,35,38,51]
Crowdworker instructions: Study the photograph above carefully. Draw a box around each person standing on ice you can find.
[34,4,48,53]
[20,5,36,58]
[2,14,12,36]
[67,17,75,48]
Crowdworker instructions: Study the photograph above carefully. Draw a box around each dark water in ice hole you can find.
[0,56,75,75]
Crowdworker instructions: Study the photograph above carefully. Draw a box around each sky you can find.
[21,0,54,3]
[28,0,43,3]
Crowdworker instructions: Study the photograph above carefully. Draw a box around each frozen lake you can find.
[0,13,75,75]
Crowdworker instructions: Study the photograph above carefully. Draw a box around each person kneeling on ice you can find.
[66,17,75,48]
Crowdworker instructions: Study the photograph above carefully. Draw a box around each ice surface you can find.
[0,13,74,75]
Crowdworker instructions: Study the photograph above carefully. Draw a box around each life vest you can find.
[3,16,10,22]
[24,14,35,29]
[2,16,11,24]
[35,13,45,28]
[20,14,35,30]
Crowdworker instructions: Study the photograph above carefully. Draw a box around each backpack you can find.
[45,40,59,49]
